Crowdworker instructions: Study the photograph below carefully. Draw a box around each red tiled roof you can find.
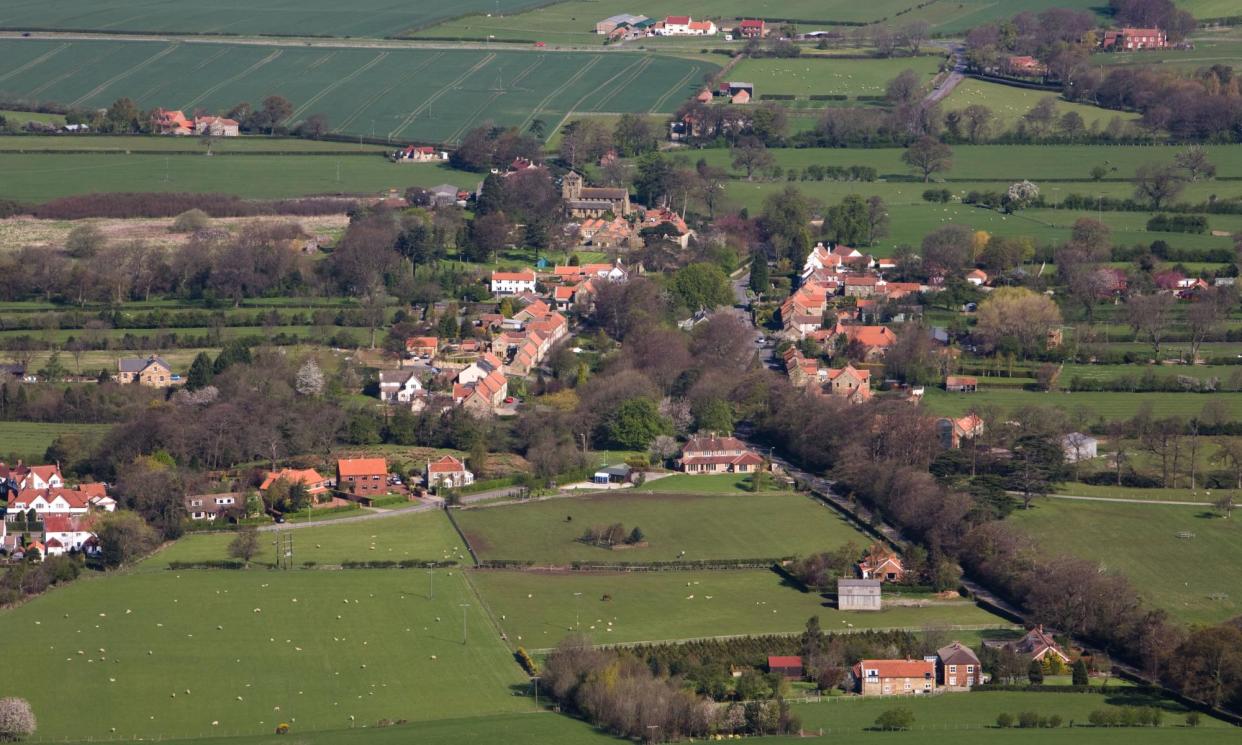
[666,15,690,24]
[857,659,935,678]
[428,455,467,474]
[768,656,802,668]
[492,270,536,282]
[337,458,387,477]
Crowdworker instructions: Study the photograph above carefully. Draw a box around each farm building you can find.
[767,655,803,679]
[194,116,239,137]
[837,579,882,611]
[596,13,648,35]
[592,464,633,484]
[937,414,984,449]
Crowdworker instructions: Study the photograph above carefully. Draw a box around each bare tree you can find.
[1175,145,1216,182]
[1126,292,1176,359]
[902,136,952,182]
[900,20,931,55]
[1133,163,1185,210]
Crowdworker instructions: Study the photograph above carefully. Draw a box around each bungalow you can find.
[966,269,989,286]
[184,492,244,521]
[378,369,424,404]
[259,468,329,496]
[937,642,983,689]
[337,458,389,499]
[678,434,765,474]
[592,464,633,484]
[425,455,474,491]
[853,659,936,696]
[117,355,174,387]
[491,269,538,295]
[944,375,978,393]
[767,656,803,680]
[937,414,985,449]
[989,625,1071,664]
[194,116,240,137]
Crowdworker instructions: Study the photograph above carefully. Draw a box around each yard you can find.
[453,491,874,564]
[0,569,529,740]
[1011,498,1242,625]
[471,568,1011,649]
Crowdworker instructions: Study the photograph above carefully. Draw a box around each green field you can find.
[0,135,390,153]
[0,420,112,461]
[945,79,1141,132]
[1013,499,1242,625]
[151,510,468,569]
[473,569,1011,648]
[0,569,528,740]
[0,0,552,37]
[920,388,1242,422]
[454,491,873,563]
[0,39,715,144]
[791,689,1219,734]
[0,108,65,127]
[728,55,944,99]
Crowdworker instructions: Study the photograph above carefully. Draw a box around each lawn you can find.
[728,55,944,100]
[150,509,468,569]
[944,79,1141,132]
[791,689,1219,734]
[919,388,1242,423]
[634,473,778,493]
[0,569,529,740]
[0,39,715,144]
[0,420,112,461]
[0,0,553,37]
[454,491,873,563]
[472,569,1012,649]
[1012,499,1242,624]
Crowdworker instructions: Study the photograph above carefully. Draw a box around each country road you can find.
[925,41,966,106]
[254,485,517,532]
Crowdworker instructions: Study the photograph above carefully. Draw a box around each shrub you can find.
[170,208,211,233]
[1017,711,1040,729]
[996,712,1014,728]
[1186,711,1201,727]
[874,708,914,731]
[0,697,36,741]
[1045,714,1063,728]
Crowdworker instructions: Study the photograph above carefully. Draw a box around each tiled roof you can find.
[337,458,387,477]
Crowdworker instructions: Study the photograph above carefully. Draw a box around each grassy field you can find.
[0,39,715,144]
[454,491,873,563]
[0,0,553,37]
[0,135,391,153]
[0,420,112,461]
[0,108,66,127]
[920,388,1241,422]
[149,510,469,569]
[472,569,1011,648]
[1012,499,1242,625]
[729,55,944,99]
[944,79,1141,132]
[791,689,1218,734]
[0,569,529,740]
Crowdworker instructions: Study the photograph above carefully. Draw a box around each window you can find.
[190,499,202,507]
[949,665,956,673]
[967,665,974,673]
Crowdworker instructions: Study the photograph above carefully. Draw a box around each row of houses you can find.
[595,14,765,41]
[1,463,115,560]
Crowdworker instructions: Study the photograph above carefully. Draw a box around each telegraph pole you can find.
[459,603,470,645]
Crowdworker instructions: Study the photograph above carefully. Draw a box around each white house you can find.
[425,455,474,491]
[18,465,64,491]
[1062,432,1099,462]
[490,270,537,295]
[183,493,241,521]
[378,370,424,404]
[456,352,505,385]
[43,515,97,555]
[10,488,89,517]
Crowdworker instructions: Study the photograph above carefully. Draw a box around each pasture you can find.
[149,509,468,569]
[0,39,715,144]
[1013,499,1242,625]
[0,0,552,37]
[0,420,112,462]
[472,569,1011,648]
[0,569,529,740]
[944,79,1141,132]
[453,491,874,563]
[724,55,944,100]
[0,135,390,153]
[920,388,1241,422]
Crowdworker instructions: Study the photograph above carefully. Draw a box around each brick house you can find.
[259,468,329,496]
[1100,27,1168,51]
[858,548,904,582]
[337,458,388,499]
[937,642,982,689]
[406,336,439,359]
[853,659,936,696]
[678,434,765,474]
[736,19,766,38]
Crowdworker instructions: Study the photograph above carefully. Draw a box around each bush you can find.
[1186,711,1201,727]
[1045,714,1063,728]
[996,712,1014,728]
[170,208,211,233]
[1017,711,1040,729]
[0,697,36,741]
[874,707,914,731]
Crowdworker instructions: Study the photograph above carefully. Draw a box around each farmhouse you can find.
[944,375,978,392]
[736,19,766,38]
[117,356,174,387]
[425,455,474,491]
[678,434,764,474]
[337,458,388,499]
[838,579,882,611]
[184,492,243,521]
[151,108,192,135]
[194,116,240,137]
[767,656,803,680]
[656,16,716,35]
[853,659,936,696]
[563,171,631,218]
[1100,27,1168,51]
[937,642,983,689]
[491,269,537,295]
